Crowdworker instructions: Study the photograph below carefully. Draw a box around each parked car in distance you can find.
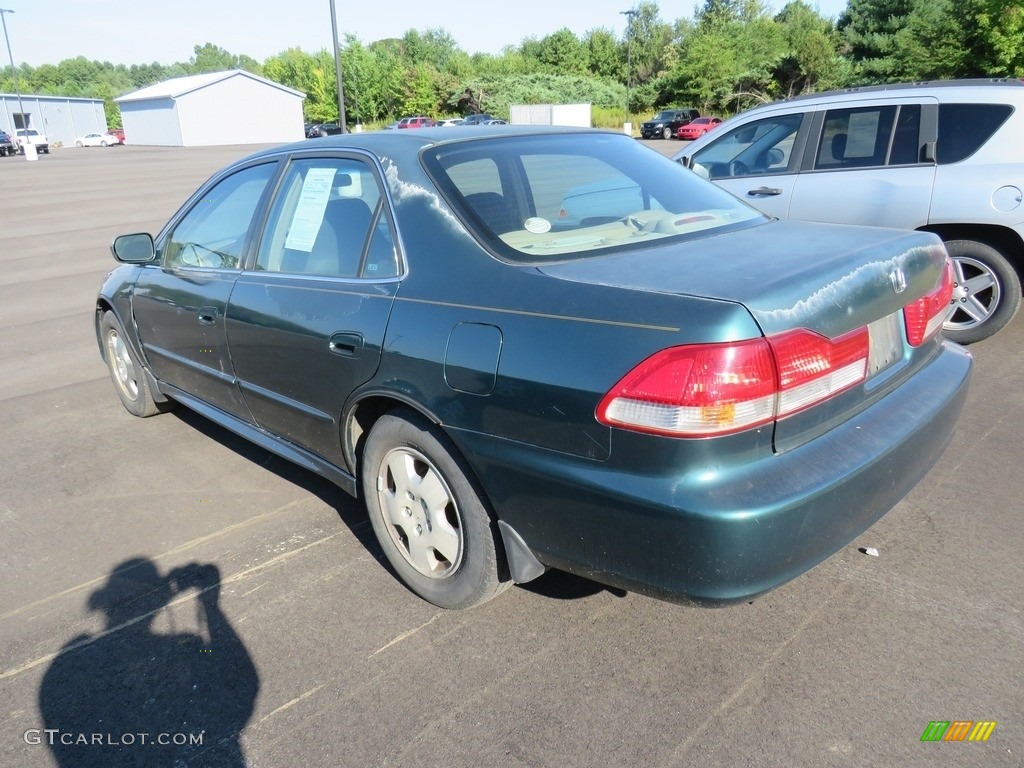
[396,116,437,129]
[105,128,126,144]
[674,78,1024,344]
[75,132,116,147]
[96,126,971,611]
[0,129,14,156]
[460,113,495,126]
[482,119,508,125]
[677,116,723,140]
[640,108,700,140]
[437,118,465,127]
[15,128,49,154]
[307,123,343,138]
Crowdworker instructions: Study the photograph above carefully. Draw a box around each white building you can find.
[1,93,107,145]
[116,70,305,147]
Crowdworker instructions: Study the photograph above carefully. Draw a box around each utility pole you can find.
[328,0,347,133]
[620,8,636,134]
[0,7,30,151]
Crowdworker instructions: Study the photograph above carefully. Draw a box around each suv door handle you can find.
[197,306,218,325]
[749,187,783,196]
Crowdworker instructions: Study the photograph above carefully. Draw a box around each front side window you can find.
[256,157,398,279]
[691,113,803,180]
[424,133,764,262]
[164,163,276,269]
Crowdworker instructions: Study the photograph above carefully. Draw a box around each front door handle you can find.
[749,186,783,196]
[197,306,218,325]
[329,331,364,357]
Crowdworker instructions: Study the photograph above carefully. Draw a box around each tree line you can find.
[1,0,1021,129]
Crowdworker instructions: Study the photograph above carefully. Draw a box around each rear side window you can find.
[937,103,1013,164]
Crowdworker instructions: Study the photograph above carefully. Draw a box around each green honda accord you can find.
[96,126,971,609]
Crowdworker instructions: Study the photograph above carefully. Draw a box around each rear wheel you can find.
[75,140,83,147]
[361,410,510,609]
[942,239,1021,345]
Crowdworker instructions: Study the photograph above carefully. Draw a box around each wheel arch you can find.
[343,393,444,481]
[920,223,1024,274]
[95,299,170,404]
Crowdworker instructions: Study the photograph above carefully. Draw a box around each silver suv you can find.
[674,79,1024,344]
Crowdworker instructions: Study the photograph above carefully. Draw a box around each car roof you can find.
[247,124,618,162]
[750,78,1024,112]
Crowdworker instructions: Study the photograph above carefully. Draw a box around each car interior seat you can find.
[303,198,373,276]
[463,192,521,234]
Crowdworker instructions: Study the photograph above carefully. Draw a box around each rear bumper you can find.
[454,341,972,603]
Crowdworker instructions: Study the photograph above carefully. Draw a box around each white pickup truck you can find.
[15,128,50,154]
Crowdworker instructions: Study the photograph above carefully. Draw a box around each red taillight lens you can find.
[771,327,869,417]
[597,328,869,438]
[904,259,954,346]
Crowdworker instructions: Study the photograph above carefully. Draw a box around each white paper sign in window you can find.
[284,168,337,252]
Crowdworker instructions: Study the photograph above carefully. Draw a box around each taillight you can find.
[597,327,869,438]
[904,258,954,346]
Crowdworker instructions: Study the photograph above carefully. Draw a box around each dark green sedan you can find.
[95,127,972,609]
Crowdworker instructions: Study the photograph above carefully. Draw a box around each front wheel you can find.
[942,239,1021,345]
[662,127,672,140]
[361,410,510,609]
[75,141,83,147]
[100,311,168,417]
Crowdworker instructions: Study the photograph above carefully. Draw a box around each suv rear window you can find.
[423,133,763,262]
[937,103,1013,164]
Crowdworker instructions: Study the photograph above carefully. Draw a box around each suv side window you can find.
[937,103,1013,164]
[815,106,896,170]
[691,113,802,180]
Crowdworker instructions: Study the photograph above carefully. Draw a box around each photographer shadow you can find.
[38,559,259,767]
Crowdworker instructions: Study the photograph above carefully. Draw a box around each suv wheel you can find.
[662,127,673,140]
[943,239,1022,345]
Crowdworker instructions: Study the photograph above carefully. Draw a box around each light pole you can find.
[0,7,30,151]
[620,9,636,132]
[328,0,347,133]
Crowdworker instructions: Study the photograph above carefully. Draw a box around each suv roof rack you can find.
[784,78,1024,105]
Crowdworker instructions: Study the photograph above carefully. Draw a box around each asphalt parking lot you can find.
[1,139,1021,767]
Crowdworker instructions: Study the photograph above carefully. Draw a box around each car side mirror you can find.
[111,233,156,264]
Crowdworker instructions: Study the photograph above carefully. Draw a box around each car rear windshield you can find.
[422,133,764,263]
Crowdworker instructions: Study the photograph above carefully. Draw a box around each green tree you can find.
[774,1,847,96]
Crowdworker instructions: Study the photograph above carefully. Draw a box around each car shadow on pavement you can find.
[37,559,259,767]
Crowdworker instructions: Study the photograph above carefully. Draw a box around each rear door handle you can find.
[749,186,783,196]
[329,331,364,357]
[197,306,218,325]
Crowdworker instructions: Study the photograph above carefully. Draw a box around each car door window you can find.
[691,113,802,180]
[815,106,896,170]
[256,157,398,279]
[163,163,276,269]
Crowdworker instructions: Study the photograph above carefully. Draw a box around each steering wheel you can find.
[728,160,750,177]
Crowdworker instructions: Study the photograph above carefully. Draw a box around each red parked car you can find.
[396,116,437,129]
[676,117,722,141]
[105,128,126,144]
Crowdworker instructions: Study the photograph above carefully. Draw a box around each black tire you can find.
[100,311,166,417]
[662,126,672,140]
[361,410,511,609]
[942,239,1022,345]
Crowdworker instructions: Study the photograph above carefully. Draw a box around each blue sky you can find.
[4,0,849,67]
